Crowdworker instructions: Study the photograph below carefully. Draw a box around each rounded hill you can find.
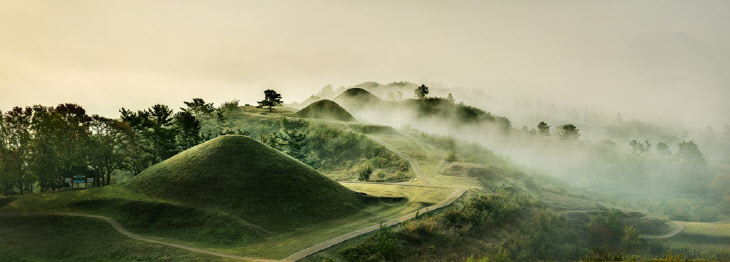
[125,135,366,231]
[335,88,382,102]
[295,99,356,121]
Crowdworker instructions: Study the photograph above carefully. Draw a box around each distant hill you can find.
[295,99,356,121]
[333,88,383,110]
[126,135,367,231]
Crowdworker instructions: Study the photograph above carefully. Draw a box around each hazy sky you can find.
[1,0,728,126]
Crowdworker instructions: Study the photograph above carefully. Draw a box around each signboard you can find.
[73,175,85,183]
[64,177,72,183]
[87,178,94,183]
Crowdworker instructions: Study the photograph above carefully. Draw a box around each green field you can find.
[661,221,730,251]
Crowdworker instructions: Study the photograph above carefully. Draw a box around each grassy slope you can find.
[661,221,730,250]
[127,135,366,232]
[295,99,356,121]
[0,215,227,262]
[0,136,438,259]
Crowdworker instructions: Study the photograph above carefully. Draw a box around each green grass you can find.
[369,133,480,188]
[662,221,730,250]
[294,99,356,121]
[0,215,229,262]
[0,136,443,259]
[127,135,367,233]
[341,183,455,205]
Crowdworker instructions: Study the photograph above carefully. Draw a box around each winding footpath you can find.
[0,211,278,262]
[1,134,466,262]
[366,134,433,186]
[640,221,686,239]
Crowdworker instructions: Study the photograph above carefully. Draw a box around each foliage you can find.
[414,84,429,99]
[630,140,651,155]
[257,89,283,111]
[358,165,373,181]
[537,121,550,136]
[560,124,580,141]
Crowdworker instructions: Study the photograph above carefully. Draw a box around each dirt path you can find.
[0,212,277,262]
[641,221,686,239]
[366,134,433,186]
[282,187,467,261]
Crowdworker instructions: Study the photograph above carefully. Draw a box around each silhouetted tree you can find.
[258,89,283,112]
[559,124,580,141]
[629,140,651,155]
[414,85,429,99]
[678,140,706,166]
[656,142,670,155]
[173,111,201,150]
[447,93,455,102]
[537,122,550,136]
[182,98,215,119]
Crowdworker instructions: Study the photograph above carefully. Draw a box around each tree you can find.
[88,115,131,186]
[447,93,455,102]
[1,107,33,194]
[182,98,215,119]
[53,103,92,185]
[28,106,63,191]
[622,226,640,253]
[283,129,307,161]
[629,140,651,155]
[559,124,580,141]
[656,142,670,155]
[257,89,283,112]
[145,104,177,162]
[358,165,373,181]
[537,122,550,136]
[414,84,429,99]
[173,111,201,150]
[396,91,403,101]
[677,140,706,166]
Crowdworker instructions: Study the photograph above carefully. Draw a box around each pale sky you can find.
[1,0,729,126]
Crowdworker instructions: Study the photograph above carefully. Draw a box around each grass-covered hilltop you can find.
[127,135,367,231]
[295,99,356,121]
[0,84,728,262]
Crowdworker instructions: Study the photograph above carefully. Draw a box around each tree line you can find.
[0,98,242,195]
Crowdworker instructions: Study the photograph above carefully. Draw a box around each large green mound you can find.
[334,88,382,108]
[126,135,366,231]
[295,99,356,121]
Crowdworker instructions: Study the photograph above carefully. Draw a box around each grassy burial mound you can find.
[295,99,356,121]
[126,135,370,232]
[333,88,383,110]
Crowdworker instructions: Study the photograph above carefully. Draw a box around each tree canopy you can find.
[414,84,429,99]
[258,89,283,111]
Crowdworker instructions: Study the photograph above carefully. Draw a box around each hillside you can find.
[295,99,356,121]
[126,135,368,231]
[333,88,383,109]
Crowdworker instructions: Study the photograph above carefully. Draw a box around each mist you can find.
[2,0,730,128]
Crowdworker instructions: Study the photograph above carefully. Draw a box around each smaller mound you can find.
[295,99,356,121]
[334,88,383,108]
